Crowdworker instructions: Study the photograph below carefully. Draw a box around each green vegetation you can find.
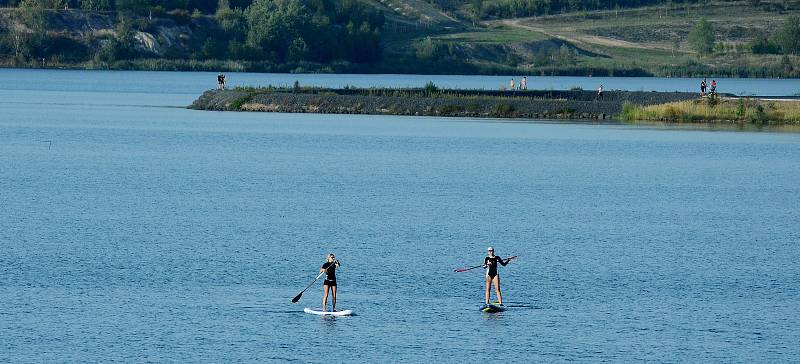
[621,97,800,125]
[688,18,714,54]
[0,0,383,66]
[460,0,694,20]
[433,24,547,43]
[2,0,800,77]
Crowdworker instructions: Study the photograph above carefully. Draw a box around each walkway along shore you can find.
[188,87,700,120]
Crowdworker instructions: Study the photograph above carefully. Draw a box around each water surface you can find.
[1,69,799,362]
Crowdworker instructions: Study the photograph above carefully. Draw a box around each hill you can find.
[1,0,800,77]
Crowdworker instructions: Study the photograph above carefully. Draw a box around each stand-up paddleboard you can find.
[480,303,505,313]
[304,308,353,316]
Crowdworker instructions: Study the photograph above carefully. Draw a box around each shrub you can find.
[424,81,438,93]
[621,101,636,119]
[750,104,767,124]
[736,99,746,117]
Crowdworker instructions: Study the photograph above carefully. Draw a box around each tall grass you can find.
[621,98,800,125]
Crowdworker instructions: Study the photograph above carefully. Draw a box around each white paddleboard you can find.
[304,308,353,316]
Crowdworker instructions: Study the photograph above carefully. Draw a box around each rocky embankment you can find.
[189,88,700,120]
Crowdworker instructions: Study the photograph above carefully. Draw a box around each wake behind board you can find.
[304,308,353,316]
[480,303,505,313]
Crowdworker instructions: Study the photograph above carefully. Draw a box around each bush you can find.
[750,37,779,54]
[621,101,635,118]
[749,104,767,124]
[735,98,746,117]
[424,81,438,93]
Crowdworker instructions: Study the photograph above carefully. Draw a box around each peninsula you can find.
[189,86,699,120]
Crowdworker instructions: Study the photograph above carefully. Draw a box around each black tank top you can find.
[322,262,337,281]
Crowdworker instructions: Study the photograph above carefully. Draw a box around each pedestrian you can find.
[217,73,226,90]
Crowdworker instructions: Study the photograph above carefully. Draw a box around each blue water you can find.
[1,69,800,362]
[3,68,799,96]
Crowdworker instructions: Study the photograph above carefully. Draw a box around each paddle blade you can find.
[291,292,303,303]
[454,268,466,272]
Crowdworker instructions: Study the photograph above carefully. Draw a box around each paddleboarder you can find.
[484,247,514,305]
[320,253,340,312]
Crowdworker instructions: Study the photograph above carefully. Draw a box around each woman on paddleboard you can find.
[320,253,340,312]
[484,246,514,305]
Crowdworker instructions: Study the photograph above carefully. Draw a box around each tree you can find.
[286,37,308,61]
[775,16,800,55]
[469,0,482,25]
[244,0,309,61]
[216,0,245,35]
[688,18,715,54]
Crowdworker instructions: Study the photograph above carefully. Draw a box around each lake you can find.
[1,69,799,362]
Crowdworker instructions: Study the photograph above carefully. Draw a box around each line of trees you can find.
[687,16,800,56]
[0,0,256,12]
[0,0,385,64]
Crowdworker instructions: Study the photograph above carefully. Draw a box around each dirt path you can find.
[499,18,663,51]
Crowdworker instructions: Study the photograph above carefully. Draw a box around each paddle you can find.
[454,264,484,273]
[291,271,326,303]
[454,255,518,272]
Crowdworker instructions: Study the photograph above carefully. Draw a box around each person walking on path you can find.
[597,84,604,100]
[217,73,226,90]
[521,76,527,91]
[700,78,707,96]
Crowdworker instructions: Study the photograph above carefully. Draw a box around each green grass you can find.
[621,97,800,125]
[433,25,548,44]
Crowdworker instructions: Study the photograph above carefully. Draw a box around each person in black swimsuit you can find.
[320,253,340,312]
[484,246,515,305]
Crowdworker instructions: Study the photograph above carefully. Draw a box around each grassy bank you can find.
[621,97,800,125]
